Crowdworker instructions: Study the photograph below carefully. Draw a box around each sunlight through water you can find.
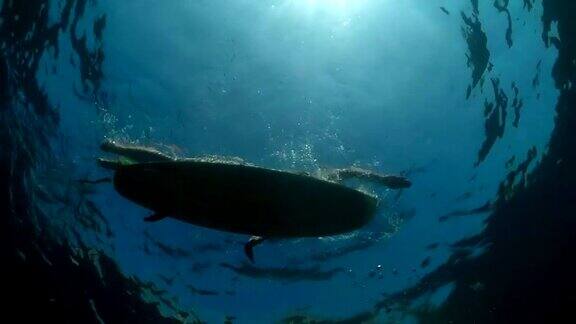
[279,0,371,19]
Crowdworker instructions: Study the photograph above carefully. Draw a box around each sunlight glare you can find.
[287,0,367,18]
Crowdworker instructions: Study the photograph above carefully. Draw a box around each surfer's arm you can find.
[244,236,266,263]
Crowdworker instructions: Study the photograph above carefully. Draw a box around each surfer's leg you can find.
[330,167,412,189]
[244,236,267,263]
[100,139,175,163]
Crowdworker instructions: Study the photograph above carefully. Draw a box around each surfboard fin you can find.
[244,236,266,263]
[144,213,167,222]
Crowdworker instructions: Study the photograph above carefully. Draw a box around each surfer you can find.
[97,140,411,262]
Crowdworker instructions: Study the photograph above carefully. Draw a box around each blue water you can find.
[2,0,570,323]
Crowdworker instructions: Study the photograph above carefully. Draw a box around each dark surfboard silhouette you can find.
[114,161,378,237]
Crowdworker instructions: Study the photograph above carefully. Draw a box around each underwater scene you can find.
[2,0,575,323]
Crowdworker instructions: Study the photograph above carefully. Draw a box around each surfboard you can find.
[113,161,378,237]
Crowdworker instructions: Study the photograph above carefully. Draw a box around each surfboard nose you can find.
[113,164,170,212]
